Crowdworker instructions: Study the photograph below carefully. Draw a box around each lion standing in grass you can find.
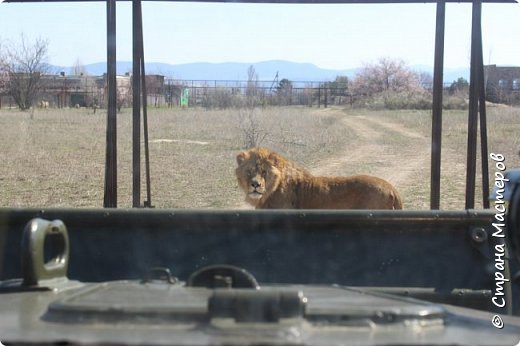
[236,147,402,209]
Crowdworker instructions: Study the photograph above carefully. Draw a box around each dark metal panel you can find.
[430,0,445,210]
[0,208,500,291]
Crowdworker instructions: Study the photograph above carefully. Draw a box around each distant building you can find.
[484,65,520,105]
[39,73,105,108]
[0,72,166,109]
[145,75,166,107]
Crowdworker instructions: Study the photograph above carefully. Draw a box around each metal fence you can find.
[164,79,354,108]
[7,76,519,110]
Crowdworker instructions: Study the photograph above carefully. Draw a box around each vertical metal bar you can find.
[478,43,490,209]
[324,87,327,108]
[139,9,153,208]
[103,0,117,208]
[430,0,445,210]
[132,0,142,208]
[465,0,481,210]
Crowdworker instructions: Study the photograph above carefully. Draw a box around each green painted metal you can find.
[180,88,190,107]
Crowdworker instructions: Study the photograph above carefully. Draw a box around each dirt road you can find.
[310,108,431,209]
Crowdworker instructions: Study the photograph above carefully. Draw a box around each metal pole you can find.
[132,0,142,208]
[478,41,490,209]
[430,0,445,210]
[324,87,327,108]
[465,0,481,209]
[139,11,153,208]
[103,0,117,208]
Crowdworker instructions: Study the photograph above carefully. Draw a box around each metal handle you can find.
[21,218,69,286]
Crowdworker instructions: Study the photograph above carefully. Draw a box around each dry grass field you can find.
[1,105,519,209]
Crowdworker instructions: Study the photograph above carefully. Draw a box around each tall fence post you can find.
[103,0,117,208]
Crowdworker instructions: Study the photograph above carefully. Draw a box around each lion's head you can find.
[235,148,284,207]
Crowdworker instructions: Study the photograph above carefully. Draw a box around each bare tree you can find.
[246,65,259,108]
[238,108,268,148]
[417,71,433,89]
[71,58,86,76]
[0,49,8,109]
[0,35,50,111]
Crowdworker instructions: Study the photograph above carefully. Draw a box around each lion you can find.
[235,147,402,210]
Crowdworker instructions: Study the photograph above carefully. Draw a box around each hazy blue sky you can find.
[0,1,519,70]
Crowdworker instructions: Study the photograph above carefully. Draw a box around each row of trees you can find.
[238,58,469,110]
[1,36,471,111]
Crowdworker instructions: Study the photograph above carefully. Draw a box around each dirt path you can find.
[310,108,431,209]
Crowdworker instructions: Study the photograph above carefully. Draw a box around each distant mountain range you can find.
[50,60,470,83]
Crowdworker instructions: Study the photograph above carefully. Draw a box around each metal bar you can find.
[430,0,445,210]
[4,0,517,4]
[103,0,117,208]
[465,0,481,209]
[478,45,490,209]
[324,87,327,108]
[139,9,153,208]
[132,0,142,208]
